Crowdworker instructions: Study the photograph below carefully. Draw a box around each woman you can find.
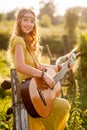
[9,8,71,130]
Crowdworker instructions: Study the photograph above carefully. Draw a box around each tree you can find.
[81,8,87,23]
[6,9,16,21]
[64,8,79,50]
[38,0,59,25]
[65,8,79,34]
[0,13,6,21]
[39,14,52,27]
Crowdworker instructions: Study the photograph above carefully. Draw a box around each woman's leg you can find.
[29,98,71,130]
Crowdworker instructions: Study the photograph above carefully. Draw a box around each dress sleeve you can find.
[10,35,26,54]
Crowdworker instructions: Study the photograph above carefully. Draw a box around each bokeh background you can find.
[0,0,87,129]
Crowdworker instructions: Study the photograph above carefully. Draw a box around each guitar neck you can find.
[54,60,69,84]
[54,51,77,84]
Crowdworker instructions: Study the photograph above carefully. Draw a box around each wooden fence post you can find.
[45,44,64,97]
[62,35,69,53]
[45,44,56,65]
[10,69,29,130]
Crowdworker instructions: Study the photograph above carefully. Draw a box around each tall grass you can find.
[0,20,87,129]
[0,50,13,130]
[0,20,14,34]
[0,50,10,82]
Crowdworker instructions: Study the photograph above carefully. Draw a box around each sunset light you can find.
[0,0,87,16]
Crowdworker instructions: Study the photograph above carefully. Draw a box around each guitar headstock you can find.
[56,46,80,65]
[69,52,76,62]
[68,50,81,67]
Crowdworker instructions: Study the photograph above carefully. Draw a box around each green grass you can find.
[0,50,10,83]
[38,23,65,37]
[0,20,14,35]
[0,50,12,129]
[0,20,87,129]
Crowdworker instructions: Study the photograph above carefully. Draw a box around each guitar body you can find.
[21,51,77,117]
[21,68,61,118]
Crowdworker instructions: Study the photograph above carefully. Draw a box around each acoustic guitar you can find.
[21,53,77,118]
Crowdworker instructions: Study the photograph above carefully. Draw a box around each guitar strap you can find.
[29,52,38,69]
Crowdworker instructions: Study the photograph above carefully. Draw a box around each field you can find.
[0,20,87,129]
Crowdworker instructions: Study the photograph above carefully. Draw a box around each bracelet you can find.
[41,69,46,79]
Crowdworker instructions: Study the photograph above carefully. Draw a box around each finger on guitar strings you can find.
[41,80,49,89]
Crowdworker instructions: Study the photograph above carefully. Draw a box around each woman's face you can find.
[21,12,35,34]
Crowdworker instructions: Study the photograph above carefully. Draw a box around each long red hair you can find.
[13,8,40,51]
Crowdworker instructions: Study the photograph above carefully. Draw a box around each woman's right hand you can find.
[42,72,55,90]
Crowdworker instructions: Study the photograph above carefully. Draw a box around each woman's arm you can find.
[15,44,42,78]
[14,44,55,89]
[38,63,61,72]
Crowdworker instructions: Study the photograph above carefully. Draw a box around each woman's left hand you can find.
[68,62,74,71]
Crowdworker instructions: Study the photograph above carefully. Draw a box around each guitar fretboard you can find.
[54,60,69,84]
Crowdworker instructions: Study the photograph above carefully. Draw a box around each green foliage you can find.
[68,34,87,129]
[0,49,12,129]
[0,20,14,50]
[0,87,8,99]
[39,14,52,27]
[0,50,10,79]
[0,13,6,21]
[0,9,16,21]
[81,8,87,23]
[66,108,83,130]
[78,22,87,30]
[74,35,87,128]
[0,33,9,50]
[76,34,87,83]
[38,0,59,25]
[66,80,84,130]
[82,109,87,129]
[65,8,79,33]
[41,34,64,56]
[0,19,87,129]
[0,98,13,130]
[6,10,15,21]
[64,8,79,47]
